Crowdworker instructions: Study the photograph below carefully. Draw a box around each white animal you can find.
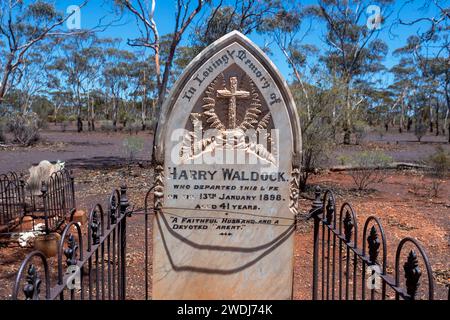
[27,160,65,196]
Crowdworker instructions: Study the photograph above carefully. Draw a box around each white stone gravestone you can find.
[153,30,302,299]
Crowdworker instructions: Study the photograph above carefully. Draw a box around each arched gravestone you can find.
[153,31,302,299]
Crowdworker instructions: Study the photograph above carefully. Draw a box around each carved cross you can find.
[217,76,250,128]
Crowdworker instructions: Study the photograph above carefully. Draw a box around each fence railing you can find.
[9,184,442,300]
[11,185,130,300]
[0,169,75,234]
[308,187,435,300]
[40,169,76,234]
[0,172,26,231]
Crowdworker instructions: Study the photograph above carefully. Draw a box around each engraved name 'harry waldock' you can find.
[152,31,302,299]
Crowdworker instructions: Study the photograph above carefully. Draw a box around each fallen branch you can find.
[329,162,432,172]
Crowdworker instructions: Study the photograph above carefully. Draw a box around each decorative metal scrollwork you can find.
[23,264,41,300]
[91,209,100,245]
[404,250,422,300]
[367,226,380,264]
[343,210,353,243]
[64,233,79,267]
[110,194,117,224]
[325,197,334,225]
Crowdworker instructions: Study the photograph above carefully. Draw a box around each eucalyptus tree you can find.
[191,0,282,48]
[127,57,156,130]
[395,0,450,142]
[0,0,89,108]
[261,3,316,122]
[115,0,208,119]
[308,0,393,144]
[393,35,446,136]
[389,57,417,132]
[15,48,51,115]
[50,34,109,132]
[102,48,136,131]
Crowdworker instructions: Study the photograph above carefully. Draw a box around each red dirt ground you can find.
[0,128,448,300]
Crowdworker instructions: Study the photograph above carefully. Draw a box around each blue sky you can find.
[53,0,444,86]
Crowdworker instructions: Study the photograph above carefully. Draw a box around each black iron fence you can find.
[0,169,75,234]
[40,169,76,234]
[308,187,435,300]
[0,172,26,231]
[8,184,442,300]
[11,186,130,300]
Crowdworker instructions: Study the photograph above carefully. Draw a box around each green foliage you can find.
[426,146,450,197]
[292,81,337,191]
[0,120,5,143]
[352,120,370,145]
[122,136,144,162]
[144,118,157,132]
[337,155,350,166]
[348,151,393,190]
[6,113,41,146]
[414,122,427,142]
[124,121,141,135]
[427,146,450,178]
[375,126,385,140]
[100,120,115,132]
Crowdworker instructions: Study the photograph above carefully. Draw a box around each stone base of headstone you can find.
[34,233,61,258]
[71,210,87,225]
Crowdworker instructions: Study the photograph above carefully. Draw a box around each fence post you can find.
[19,173,26,214]
[309,186,323,300]
[41,181,49,235]
[119,184,129,300]
[69,170,76,209]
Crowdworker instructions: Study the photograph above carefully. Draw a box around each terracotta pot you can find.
[21,216,34,231]
[34,233,60,258]
[71,210,87,225]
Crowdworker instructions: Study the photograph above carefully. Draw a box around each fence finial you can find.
[120,184,129,216]
[40,180,47,195]
[23,264,41,300]
[367,225,380,264]
[312,186,322,209]
[404,250,422,300]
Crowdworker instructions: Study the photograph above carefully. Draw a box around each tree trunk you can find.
[0,55,15,105]
[429,104,433,133]
[343,79,352,145]
[112,97,118,132]
[435,101,439,136]
[77,116,83,133]
[399,99,405,133]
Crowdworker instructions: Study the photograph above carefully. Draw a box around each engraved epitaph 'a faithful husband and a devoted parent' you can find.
[152,31,302,299]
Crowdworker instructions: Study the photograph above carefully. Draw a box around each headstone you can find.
[153,31,302,299]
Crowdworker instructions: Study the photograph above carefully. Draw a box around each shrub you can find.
[353,120,369,145]
[0,121,5,143]
[300,117,335,191]
[414,122,427,142]
[337,155,350,166]
[124,121,141,135]
[144,118,157,132]
[426,146,450,197]
[122,136,144,164]
[348,151,393,190]
[375,126,385,140]
[6,113,40,146]
[100,120,114,132]
[60,121,69,132]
